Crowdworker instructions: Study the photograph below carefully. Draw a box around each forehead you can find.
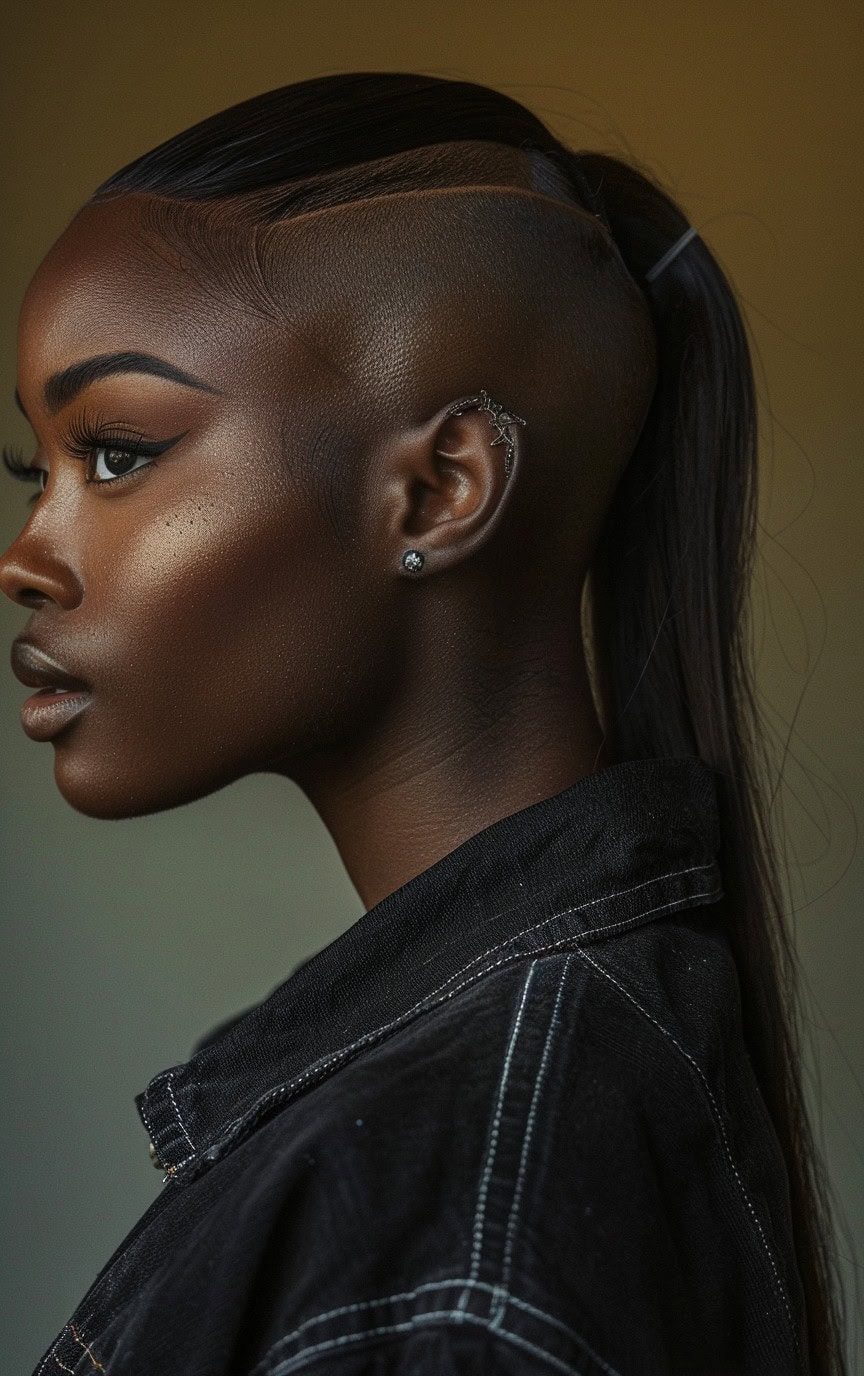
[17,196,294,409]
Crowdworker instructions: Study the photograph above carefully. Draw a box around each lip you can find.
[11,639,92,741]
[11,638,91,692]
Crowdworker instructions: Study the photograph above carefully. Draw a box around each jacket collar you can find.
[138,755,723,1180]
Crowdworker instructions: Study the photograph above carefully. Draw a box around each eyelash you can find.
[2,414,170,505]
[2,446,45,505]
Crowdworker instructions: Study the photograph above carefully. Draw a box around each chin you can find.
[51,746,236,821]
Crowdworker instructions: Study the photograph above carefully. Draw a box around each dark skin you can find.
[0,192,654,909]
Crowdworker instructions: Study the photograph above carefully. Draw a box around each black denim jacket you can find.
[34,757,808,1375]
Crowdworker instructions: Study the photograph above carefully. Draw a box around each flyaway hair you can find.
[88,72,847,1374]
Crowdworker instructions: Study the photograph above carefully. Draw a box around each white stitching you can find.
[507,1289,619,1362]
[137,1095,161,1152]
[260,1306,597,1376]
[161,882,722,1176]
[455,961,538,1315]
[163,872,720,1172]
[147,1066,178,1087]
[35,1333,66,1376]
[247,869,718,1104]
[52,1358,75,1375]
[570,943,799,1353]
[396,864,714,1018]
[166,1071,196,1154]
[163,878,722,1173]
[249,1277,619,1376]
[489,955,574,1330]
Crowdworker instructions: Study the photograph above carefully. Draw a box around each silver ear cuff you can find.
[401,389,525,575]
[446,388,526,478]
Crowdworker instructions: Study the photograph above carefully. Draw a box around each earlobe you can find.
[396,389,527,580]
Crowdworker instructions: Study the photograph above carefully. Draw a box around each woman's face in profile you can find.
[0,195,401,819]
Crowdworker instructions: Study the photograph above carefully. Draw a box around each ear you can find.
[381,393,526,578]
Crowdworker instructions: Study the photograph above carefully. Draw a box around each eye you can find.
[91,444,155,483]
[60,416,189,486]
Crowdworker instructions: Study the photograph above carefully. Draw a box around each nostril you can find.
[0,554,83,611]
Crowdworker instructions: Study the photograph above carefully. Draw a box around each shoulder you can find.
[122,908,802,1375]
[209,908,800,1373]
[295,901,748,1159]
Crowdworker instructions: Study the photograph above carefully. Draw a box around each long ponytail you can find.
[554,147,847,1376]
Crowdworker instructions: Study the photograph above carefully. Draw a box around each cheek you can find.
[126,491,362,721]
[56,485,383,814]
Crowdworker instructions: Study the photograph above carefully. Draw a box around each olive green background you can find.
[1,1,861,1370]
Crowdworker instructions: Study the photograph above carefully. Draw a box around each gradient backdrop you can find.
[1,2,861,1370]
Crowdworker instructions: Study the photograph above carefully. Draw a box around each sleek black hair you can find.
[87,72,846,1372]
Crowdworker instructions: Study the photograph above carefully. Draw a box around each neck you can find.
[287,630,608,910]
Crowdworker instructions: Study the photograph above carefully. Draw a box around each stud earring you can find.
[401,549,425,574]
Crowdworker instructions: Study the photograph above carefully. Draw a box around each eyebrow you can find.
[14,350,221,420]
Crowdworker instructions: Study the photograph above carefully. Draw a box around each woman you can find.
[1,73,846,1374]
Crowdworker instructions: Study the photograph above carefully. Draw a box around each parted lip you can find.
[10,638,91,693]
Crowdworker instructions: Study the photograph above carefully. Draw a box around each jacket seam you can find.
[455,959,539,1315]
[569,942,800,1356]
[35,1335,65,1376]
[249,1276,621,1376]
[166,1071,196,1154]
[490,952,575,1327]
[453,955,577,1324]
[259,1310,585,1376]
[162,865,721,1175]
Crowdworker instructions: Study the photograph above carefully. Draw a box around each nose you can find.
[0,527,83,611]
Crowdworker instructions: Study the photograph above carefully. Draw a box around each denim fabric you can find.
[33,757,808,1375]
